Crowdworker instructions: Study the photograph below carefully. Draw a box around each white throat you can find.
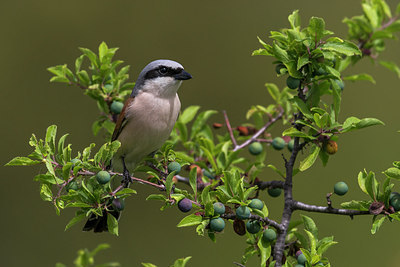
[142,77,182,98]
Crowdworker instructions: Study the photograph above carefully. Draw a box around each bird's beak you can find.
[175,70,192,80]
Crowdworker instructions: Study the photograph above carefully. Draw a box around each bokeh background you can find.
[1,1,400,266]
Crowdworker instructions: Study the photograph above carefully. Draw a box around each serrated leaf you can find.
[321,41,361,56]
[301,215,318,238]
[170,256,192,267]
[179,105,201,124]
[65,213,85,231]
[107,213,119,236]
[257,237,271,267]
[272,43,290,63]
[288,10,300,29]
[299,145,321,172]
[189,167,197,199]
[343,73,375,84]
[371,216,386,234]
[177,214,202,227]
[5,157,41,166]
[379,61,400,78]
[384,167,400,179]
[292,96,313,120]
[146,194,167,201]
[362,3,379,28]
[297,54,310,70]
[340,200,370,211]
[282,127,316,140]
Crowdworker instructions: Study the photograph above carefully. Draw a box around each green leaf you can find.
[340,200,370,211]
[308,17,326,42]
[142,263,157,267]
[179,106,201,124]
[356,118,385,129]
[115,188,137,196]
[288,10,300,29]
[165,171,175,196]
[65,213,85,231]
[257,237,272,267]
[371,216,386,234]
[189,167,198,198]
[299,145,321,172]
[45,125,57,154]
[107,213,119,236]
[265,83,280,102]
[304,229,317,256]
[282,127,316,140]
[177,214,202,227]
[190,110,217,139]
[146,194,167,201]
[379,61,400,78]
[40,184,53,201]
[5,157,41,166]
[267,164,285,179]
[170,256,192,267]
[301,215,318,238]
[292,96,313,120]
[272,43,290,63]
[384,167,400,179]
[297,54,310,70]
[343,73,375,84]
[321,40,361,56]
[362,3,379,28]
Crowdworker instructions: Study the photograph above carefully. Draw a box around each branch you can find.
[232,107,284,152]
[254,180,284,190]
[223,110,238,147]
[293,200,371,217]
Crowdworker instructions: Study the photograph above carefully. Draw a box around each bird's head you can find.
[132,59,192,98]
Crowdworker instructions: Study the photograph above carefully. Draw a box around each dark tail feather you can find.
[82,209,120,233]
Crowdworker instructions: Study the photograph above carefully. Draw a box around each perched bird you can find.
[83,59,192,232]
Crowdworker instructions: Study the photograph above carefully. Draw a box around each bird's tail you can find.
[82,209,120,233]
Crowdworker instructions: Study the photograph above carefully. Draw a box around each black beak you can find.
[175,70,192,80]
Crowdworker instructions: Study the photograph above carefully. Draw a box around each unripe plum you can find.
[168,162,181,174]
[272,137,286,150]
[249,198,264,210]
[236,206,251,220]
[334,181,348,196]
[249,142,263,155]
[210,217,225,232]
[110,101,124,114]
[96,171,111,184]
[213,202,226,215]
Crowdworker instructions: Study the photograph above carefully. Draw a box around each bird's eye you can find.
[159,67,168,75]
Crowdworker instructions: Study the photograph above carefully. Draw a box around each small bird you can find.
[83,59,192,232]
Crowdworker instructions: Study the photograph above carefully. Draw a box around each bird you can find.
[83,59,192,232]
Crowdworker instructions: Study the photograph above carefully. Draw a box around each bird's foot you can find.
[122,168,132,188]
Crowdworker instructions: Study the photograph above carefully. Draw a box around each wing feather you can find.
[111,97,135,141]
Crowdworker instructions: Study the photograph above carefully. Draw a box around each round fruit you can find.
[203,169,215,179]
[110,101,124,114]
[295,250,303,257]
[112,198,125,211]
[178,198,192,213]
[213,202,225,215]
[390,192,400,211]
[268,187,282,197]
[249,199,264,210]
[210,217,225,232]
[167,162,181,175]
[334,182,348,196]
[324,140,338,155]
[272,137,286,150]
[334,79,345,90]
[249,142,263,155]
[287,139,294,152]
[275,63,286,75]
[236,206,251,220]
[286,76,301,89]
[297,253,307,265]
[66,181,79,192]
[96,171,111,184]
[246,220,261,234]
[262,228,277,242]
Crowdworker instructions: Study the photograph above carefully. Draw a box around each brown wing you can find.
[111,97,135,141]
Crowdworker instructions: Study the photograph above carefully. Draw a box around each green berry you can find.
[66,181,79,192]
[286,76,301,89]
[334,79,345,90]
[203,169,215,179]
[112,198,125,211]
[275,63,286,75]
[178,198,192,213]
[236,206,251,220]
[262,228,277,242]
[96,171,111,184]
[167,162,181,175]
[268,188,282,197]
[248,142,263,155]
[210,217,225,232]
[334,181,348,196]
[246,220,261,234]
[272,137,286,150]
[287,139,294,152]
[390,192,400,211]
[110,101,124,114]
[213,202,225,215]
[249,199,264,210]
[297,253,307,265]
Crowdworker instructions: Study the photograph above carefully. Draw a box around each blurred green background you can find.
[1,0,400,266]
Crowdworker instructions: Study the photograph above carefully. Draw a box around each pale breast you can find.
[112,92,181,172]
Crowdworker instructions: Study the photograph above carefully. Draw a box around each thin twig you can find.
[223,110,238,147]
[293,200,372,216]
